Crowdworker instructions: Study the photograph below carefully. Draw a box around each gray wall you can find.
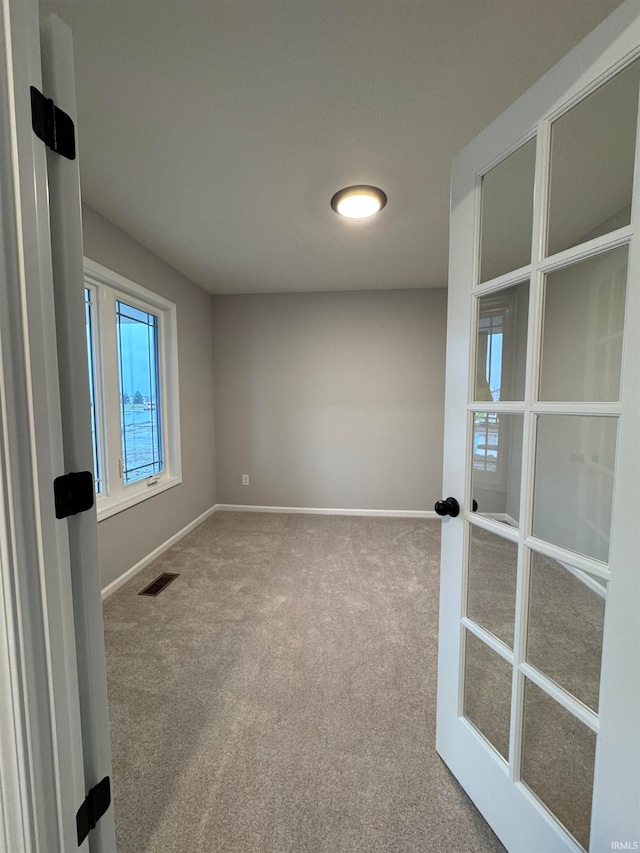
[82,205,217,589]
[212,289,446,510]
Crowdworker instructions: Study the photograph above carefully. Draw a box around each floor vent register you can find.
[138,572,180,597]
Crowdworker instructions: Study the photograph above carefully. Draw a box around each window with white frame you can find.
[84,259,181,520]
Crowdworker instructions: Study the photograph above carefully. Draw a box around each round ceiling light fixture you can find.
[330,185,387,219]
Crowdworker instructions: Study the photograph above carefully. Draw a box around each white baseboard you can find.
[215,504,437,519]
[101,505,217,600]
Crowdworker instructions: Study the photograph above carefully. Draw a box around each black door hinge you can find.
[30,86,76,160]
[76,776,111,846]
[53,471,94,519]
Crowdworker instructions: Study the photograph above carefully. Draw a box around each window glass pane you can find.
[116,300,163,485]
[85,288,101,494]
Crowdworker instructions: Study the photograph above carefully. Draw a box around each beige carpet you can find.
[103,512,504,853]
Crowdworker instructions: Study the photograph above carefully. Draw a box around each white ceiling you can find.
[42,0,623,295]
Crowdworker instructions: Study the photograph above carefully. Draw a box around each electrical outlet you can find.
[242,474,250,486]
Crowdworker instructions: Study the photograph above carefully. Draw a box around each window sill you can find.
[96,474,181,523]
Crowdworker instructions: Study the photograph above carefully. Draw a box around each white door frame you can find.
[437,1,640,851]
[0,0,88,849]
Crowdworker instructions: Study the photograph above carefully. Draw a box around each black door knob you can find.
[434,497,460,518]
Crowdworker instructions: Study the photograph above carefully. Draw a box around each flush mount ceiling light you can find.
[330,185,387,219]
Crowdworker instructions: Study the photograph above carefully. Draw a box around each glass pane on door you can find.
[467,525,518,648]
[479,138,536,283]
[527,551,605,711]
[532,415,617,562]
[522,679,597,850]
[471,412,524,527]
[463,630,512,761]
[547,59,640,257]
[539,247,628,402]
[474,280,529,402]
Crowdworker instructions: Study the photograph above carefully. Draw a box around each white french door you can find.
[436,3,640,852]
[0,1,114,850]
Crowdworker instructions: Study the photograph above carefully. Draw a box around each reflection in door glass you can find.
[463,630,512,761]
[527,550,605,712]
[540,247,627,402]
[547,59,640,257]
[474,281,529,401]
[479,138,536,283]
[533,415,617,563]
[471,413,523,527]
[522,679,596,851]
[467,525,518,648]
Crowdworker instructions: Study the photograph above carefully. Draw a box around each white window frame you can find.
[84,257,181,521]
